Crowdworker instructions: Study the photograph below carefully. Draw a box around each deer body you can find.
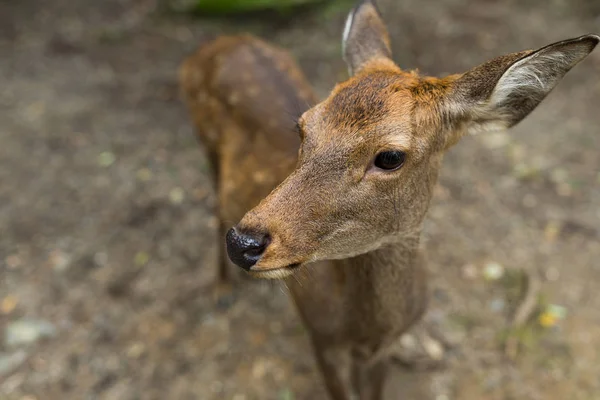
[180,35,316,287]
[181,2,598,398]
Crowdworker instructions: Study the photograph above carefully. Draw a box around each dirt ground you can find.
[1,0,599,399]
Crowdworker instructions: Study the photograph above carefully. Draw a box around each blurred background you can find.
[1,0,599,399]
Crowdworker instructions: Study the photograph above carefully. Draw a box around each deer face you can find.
[226,0,598,278]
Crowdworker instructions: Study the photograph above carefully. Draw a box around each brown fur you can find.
[179,35,317,284]
[180,1,598,397]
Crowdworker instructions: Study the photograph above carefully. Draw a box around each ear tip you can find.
[343,0,383,50]
[575,33,600,50]
[354,0,380,14]
[587,33,600,45]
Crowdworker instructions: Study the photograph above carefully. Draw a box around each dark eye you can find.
[373,151,406,171]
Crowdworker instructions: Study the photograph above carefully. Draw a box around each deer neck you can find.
[336,235,428,332]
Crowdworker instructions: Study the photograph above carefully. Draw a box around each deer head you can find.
[226,0,599,279]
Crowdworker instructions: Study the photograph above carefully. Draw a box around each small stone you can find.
[252,358,269,379]
[399,333,418,351]
[126,342,145,359]
[5,254,21,269]
[49,249,71,272]
[136,168,152,181]
[483,262,505,281]
[489,298,506,313]
[422,335,445,361]
[461,263,478,280]
[93,252,108,267]
[1,295,18,314]
[133,251,149,267]
[547,304,568,319]
[5,319,57,348]
[544,221,561,243]
[556,182,572,197]
[550,168,569,183]
[169,187,185,204]
[97,151,116,167]
[0,350,28,378]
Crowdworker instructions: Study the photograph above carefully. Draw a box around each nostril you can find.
[244,236,270,257]
[225,227,270,271]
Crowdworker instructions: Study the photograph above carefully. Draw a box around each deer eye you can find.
[373,151,406,171]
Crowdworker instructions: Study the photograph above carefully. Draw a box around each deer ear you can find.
[451,34,599,136]
[342,0,393,76]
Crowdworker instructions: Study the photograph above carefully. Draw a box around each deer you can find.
[179,0,599,398]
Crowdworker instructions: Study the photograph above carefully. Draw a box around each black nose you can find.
[225,227,270,271]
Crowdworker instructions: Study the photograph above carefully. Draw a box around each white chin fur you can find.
[249,267,295,280]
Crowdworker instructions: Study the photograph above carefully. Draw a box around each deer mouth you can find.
[249,263,301,279]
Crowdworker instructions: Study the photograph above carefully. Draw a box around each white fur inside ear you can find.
[342,9,354,57]
[490,50,570,107]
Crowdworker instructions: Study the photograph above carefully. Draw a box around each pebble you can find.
[556,182,572,197]
[5,254,22,269]
[136,168,152,181]
[4,319,57,348]
[544,221,561,243]
[49,249,71,272]
[93,252,109,267]
[550,168,569,183]
[97,151,116,167]
[169,187,185,204]
[422,334,445,360]
[483,262,505,281]
[0,350,28,377]
[399,332,418,350]
[1,295,18,314]
[134,251,149,267]
[252,358,269,379]
[489,298,506,313]
[461,263,478,280]
[126,342,145,359]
